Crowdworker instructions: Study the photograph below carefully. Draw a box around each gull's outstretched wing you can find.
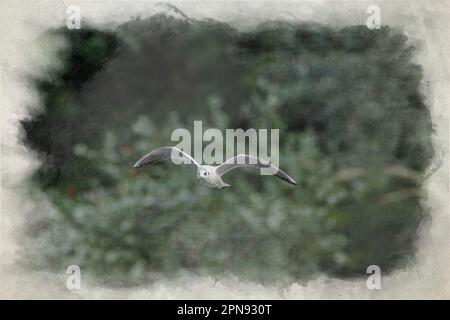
[215,154,297,185]
[133,147,200,169]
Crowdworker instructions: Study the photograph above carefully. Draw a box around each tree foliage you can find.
[21,15,433,285]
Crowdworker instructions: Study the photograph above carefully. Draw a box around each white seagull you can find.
[133,147,297,189]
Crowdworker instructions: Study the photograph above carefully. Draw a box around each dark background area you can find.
[21,14,433,285]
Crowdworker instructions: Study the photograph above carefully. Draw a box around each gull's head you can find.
[197,167,209,179]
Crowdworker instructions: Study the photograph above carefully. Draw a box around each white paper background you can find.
[1,0,449,299]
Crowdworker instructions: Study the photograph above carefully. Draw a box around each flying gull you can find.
[133,147,297,189]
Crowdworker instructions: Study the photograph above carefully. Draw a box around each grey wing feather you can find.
[133,147,200,169]
[215,154,297,185]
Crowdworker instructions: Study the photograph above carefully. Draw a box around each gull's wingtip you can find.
[133,159,144,169]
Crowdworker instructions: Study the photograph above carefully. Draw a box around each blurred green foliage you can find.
[21,15,433,285]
